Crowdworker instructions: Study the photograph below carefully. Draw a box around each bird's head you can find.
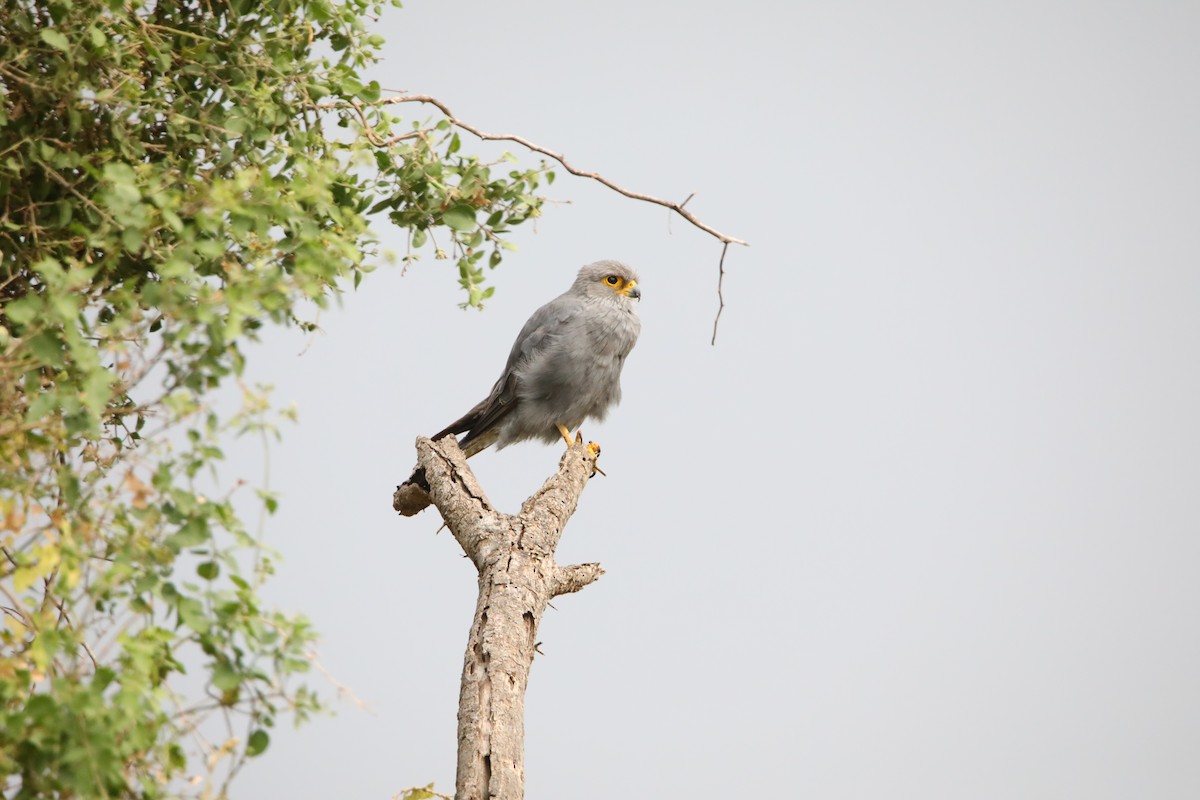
[573,260,641,304]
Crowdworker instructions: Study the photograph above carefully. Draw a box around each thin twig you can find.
[316,94,747,246]
[711,241,730,346]
[51,594,99,671]
[318,92,748,340]
[375,94,748,247]
[0,584,33,630]
[668,192,696,236]
[307,649,369,712]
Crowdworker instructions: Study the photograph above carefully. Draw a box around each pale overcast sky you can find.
[235,2,1200,797]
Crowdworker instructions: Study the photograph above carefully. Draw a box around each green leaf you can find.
[197,561,220,580]
[3,296,39,326]
[257,489,279,514]
[359,80,381,102]
[166,517,209,550]
[39,29,70,52]
[175,596,210,632]
[442,205,476,232]
[26,330,66,368]
[212,663,241,692]
[246,729,270,757]
[25,391,60,423]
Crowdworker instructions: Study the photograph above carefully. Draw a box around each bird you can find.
[430,259,642,458]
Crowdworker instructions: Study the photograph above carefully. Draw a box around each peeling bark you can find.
[394,437,605,800]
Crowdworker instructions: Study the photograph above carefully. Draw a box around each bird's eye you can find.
[605,275,620,285]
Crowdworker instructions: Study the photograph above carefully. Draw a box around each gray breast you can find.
[501,299,640,446]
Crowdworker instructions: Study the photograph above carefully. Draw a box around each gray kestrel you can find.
[432,260,641,455]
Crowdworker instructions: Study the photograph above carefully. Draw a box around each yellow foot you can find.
[587,441,606,477]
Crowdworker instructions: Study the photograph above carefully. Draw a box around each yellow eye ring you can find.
[605,275,619,285]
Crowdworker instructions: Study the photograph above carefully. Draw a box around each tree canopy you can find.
[0,0,551,795]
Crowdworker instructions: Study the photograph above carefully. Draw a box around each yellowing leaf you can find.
[5,614,27,638]
[13,566,38,593]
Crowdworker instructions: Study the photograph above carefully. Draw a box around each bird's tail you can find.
[398,392,508,513]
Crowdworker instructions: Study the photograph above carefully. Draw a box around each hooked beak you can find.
[623,281,641,300]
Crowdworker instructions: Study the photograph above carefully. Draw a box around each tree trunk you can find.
[394,436,605,800]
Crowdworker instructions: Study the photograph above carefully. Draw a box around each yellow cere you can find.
[602,274,638,296]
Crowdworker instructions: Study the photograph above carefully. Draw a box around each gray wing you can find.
[432,293,581,455]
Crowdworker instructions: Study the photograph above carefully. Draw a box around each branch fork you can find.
[394,437,606,800]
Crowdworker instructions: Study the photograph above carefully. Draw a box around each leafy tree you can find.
[0,0,551,795]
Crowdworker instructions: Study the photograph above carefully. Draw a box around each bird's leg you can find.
[556,423,574,447]
[558,424,603,474]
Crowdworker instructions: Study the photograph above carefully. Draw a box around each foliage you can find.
[0,0,550,795]
[395,784,452,800]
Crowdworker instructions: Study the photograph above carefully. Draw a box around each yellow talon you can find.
[587,441,606,476]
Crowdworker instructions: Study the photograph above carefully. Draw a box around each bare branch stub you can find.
[398,437,605,800]
[393,476,432,517]
[551,563,605,597]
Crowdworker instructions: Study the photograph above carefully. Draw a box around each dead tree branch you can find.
[372,94,748,248]
[322,92,748,341]
[395,436,606,800]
